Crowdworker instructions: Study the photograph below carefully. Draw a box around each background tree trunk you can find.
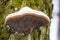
[0,0,52,40]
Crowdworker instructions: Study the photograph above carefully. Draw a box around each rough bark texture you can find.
[0,0,52,40]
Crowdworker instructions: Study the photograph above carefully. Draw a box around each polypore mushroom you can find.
[5,7,50,34]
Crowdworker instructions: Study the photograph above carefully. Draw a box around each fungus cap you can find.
[5,7,50,34]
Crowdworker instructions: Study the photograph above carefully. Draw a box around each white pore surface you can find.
[5,7,50,22]
[50,0,59,40]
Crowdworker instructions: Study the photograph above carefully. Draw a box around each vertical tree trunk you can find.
[0,0,52,40]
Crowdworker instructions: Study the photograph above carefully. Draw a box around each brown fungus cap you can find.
[5,7,50,34]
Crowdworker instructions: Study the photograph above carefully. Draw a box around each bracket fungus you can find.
[5,7,50,34]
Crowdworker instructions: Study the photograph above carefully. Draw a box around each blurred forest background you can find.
[0,0,52,40]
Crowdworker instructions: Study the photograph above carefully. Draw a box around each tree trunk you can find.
[0,0,52,40]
